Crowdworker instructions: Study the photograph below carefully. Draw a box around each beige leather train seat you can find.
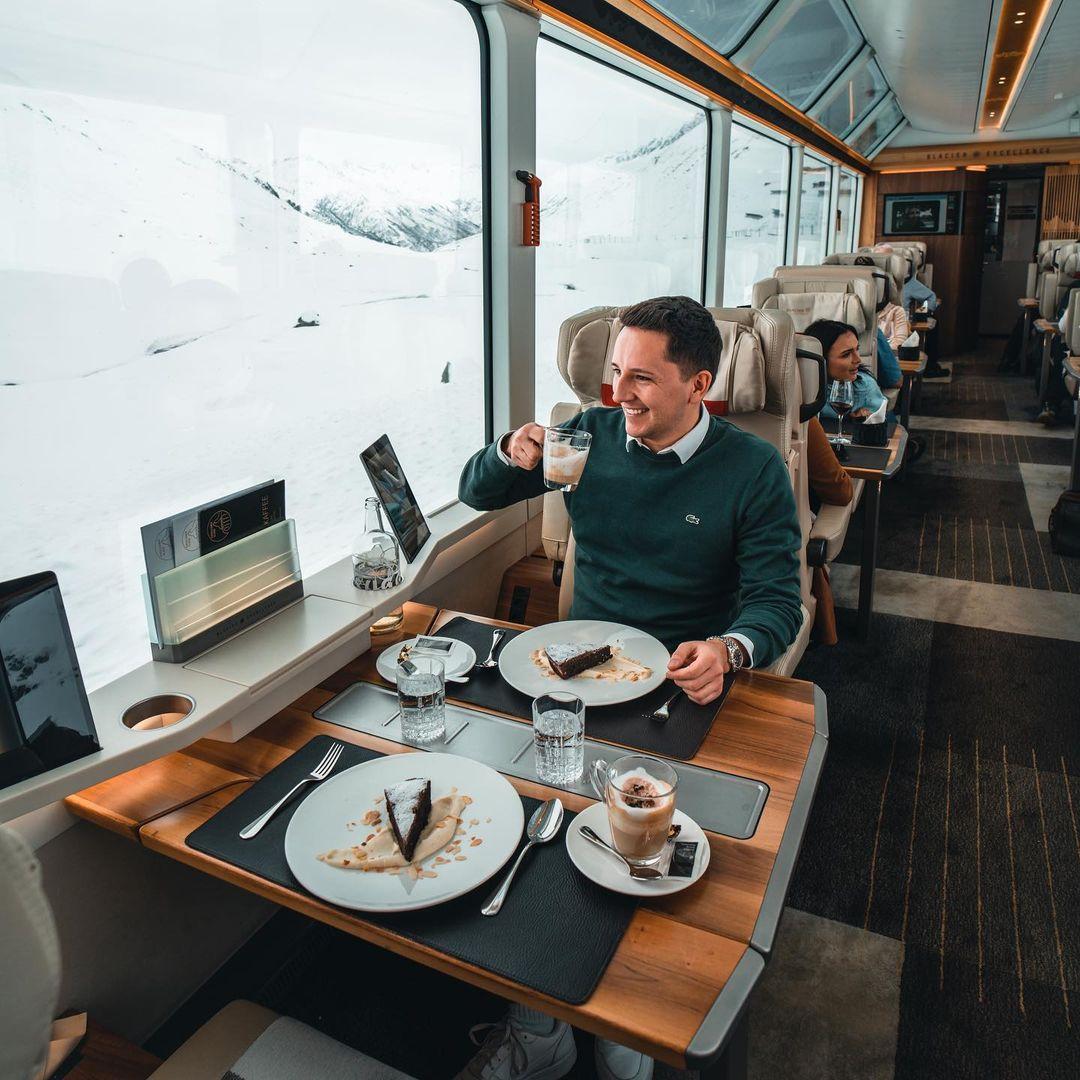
[750,266,892,403]
[1040,245,1080,320]
[861,241,929,289]
[1030,240,1079,308]
[824,251,909,309]
[0,824,416,1080]
[539,304,818,675]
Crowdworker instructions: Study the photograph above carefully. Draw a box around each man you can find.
[452,297,803,1080]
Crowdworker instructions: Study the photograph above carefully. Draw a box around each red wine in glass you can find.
[829,380,854,447]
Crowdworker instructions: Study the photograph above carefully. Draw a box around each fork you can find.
[645,688,682,722]
[239,741,344,839]
[475,628,506,669]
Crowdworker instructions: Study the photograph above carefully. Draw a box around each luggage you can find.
[1048,490,1080,557]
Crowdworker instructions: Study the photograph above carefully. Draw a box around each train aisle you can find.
[790,341,1080,1079]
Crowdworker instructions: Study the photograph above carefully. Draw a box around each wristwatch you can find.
[707,635,744,673]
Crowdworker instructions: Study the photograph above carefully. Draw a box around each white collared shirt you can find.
[497,403,755,666]
[625,402,710,462]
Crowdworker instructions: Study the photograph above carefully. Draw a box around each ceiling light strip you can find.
[979,0,1056,129]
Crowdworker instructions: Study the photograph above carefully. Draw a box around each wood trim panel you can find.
[1042,164,1080,240]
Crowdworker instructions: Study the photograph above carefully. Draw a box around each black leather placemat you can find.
[187,735,637,1004]
[433,616,732,760]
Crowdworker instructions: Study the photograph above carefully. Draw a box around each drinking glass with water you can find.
[532,692,585,785]
[397,656,446,743]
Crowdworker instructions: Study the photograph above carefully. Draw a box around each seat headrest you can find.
[554,305,787,418]
[825,252,906,301]
[751,268,878,364]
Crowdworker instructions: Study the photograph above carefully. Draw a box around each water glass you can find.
[397,657,446,743]
[532,692,585,785]
[543,429,592,492]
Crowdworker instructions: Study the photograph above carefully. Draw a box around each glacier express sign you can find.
[875,138,1080,169]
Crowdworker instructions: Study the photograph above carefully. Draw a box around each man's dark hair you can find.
[804,319,860,360]
[619,296,721,380]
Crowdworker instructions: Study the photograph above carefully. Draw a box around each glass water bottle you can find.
[352,497,404,634]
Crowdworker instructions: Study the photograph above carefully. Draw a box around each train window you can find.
[836,171,858,252]
[849,95,905,156]
[748,0,862,110]
[816,59,889,139]
[650,1,774,56]
[724,122,790,304]
[0,0,486,690]
[534,39,708,424]
[797,153,833,264]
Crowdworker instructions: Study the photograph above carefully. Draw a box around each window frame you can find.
[724,115,795,299]
[536,31,714,306]
[796,149,834,264]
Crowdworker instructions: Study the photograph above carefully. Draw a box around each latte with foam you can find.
[606,770,675,862]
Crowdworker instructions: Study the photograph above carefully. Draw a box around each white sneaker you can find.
[453,1017,576,1080]
[594,1037,654,1080]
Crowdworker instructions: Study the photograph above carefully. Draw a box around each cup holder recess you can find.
[122,694,195,732]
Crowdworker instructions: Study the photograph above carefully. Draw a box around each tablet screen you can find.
[0,572,100,788]
[359,435,431,564]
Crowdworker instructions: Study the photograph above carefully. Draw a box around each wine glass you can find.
[829,379,854,450]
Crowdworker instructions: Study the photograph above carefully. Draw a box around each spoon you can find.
[580,825,664,880]
[476,629,506,669]
[481,798,563,916]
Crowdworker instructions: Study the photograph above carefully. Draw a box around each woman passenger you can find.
[805,318,886,420]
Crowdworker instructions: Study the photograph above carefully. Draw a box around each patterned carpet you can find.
[792,340,1080,1078]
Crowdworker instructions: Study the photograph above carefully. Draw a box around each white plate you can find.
[565,803,709,898]
[285,753,524,912]
[497,620,669,706]
[375,637,476,684]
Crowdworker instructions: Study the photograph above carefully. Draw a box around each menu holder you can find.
[145,519,303,663]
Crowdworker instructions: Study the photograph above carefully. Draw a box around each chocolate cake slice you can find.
[384,777,431,862]
[544,643,612,679]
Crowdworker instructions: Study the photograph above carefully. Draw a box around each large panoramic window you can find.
[724,123,790,305]
[850,95,905,157]
[650,0,773,55]
[749,0,862,110]
[0,0,486,690]
[797,154,833,265]
[535,40,709,424]
[817,60,888,139]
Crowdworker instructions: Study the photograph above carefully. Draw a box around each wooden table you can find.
[66,606,826,1078]
[897,351,927,430]
[826,424,908,638]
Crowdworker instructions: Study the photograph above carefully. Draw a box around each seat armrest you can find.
[810,478,864,563]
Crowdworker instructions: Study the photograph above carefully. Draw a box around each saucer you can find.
[565,804,709,897]
[375,637,476,684]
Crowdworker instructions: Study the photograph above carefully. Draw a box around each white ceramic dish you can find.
[375,637,476,684]
[497,620,669,706]
[565,803,709,898]
[285,752,523,912]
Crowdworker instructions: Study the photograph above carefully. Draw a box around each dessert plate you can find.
[375,637,476,684]
[565,803,709,898]
[285,752,523,912]
[497,620,669,706]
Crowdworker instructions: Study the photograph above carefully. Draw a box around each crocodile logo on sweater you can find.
[685,514,700,525]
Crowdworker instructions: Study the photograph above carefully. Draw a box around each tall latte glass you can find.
[543,428,592,492]
[590,754,678,867]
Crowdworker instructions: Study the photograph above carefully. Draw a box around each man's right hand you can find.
[502,423,546,470]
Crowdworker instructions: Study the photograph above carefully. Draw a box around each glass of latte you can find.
[589,754,678,867]
[543,428,592,492]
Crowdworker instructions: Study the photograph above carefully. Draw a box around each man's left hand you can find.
[666,640,732,705]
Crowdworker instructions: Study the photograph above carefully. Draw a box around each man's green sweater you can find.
[458,409,803,668]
